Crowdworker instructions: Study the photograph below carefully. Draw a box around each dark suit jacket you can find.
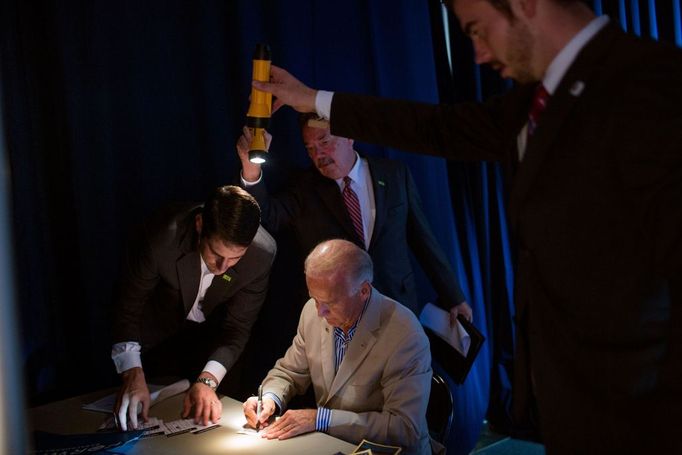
[112,204,277,372]
[328,24,682,453]
[245,155,465,315]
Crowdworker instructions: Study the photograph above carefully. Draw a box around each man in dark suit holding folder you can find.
[250,0,682,453]
[236,117,471,321]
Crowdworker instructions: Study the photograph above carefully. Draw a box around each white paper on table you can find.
[236,426,259,436]
[149,379,190,404]
[162,418,219,436]
[419,302,470,356]
[82,379,190,413]
[236,415,280,436]
[163,418,198,435]
[98,415,163,432]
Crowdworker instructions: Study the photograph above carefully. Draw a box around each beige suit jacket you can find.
[263,288,432,454]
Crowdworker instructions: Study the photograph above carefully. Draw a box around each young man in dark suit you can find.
[251,0,682,453]
[111,185,276,431]
[236,115,471,322]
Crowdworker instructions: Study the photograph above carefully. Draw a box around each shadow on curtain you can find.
[2,1,496,452]
[7,0,679,452]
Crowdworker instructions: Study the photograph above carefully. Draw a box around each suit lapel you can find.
[366,157,387,250]
[320,321,336,398]
[508,86,580,225]
[178,252,200,314]
[202,268,239,314]
[508,24,618,228]
[176,217,202,314]
[325,289,381,404]
[316,173,360,243]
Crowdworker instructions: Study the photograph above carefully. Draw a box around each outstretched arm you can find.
[252,65,317,114]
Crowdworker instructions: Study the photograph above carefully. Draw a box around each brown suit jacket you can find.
[112,204,277,371]
[328,24,682,454]
[263,288,432,454]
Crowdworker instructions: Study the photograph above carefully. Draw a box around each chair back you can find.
[427,373,454,445]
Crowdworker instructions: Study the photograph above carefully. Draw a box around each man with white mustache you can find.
[236,113,472,325]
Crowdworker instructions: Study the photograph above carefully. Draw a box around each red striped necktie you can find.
[527,83,550,137]
[342,176,365,246]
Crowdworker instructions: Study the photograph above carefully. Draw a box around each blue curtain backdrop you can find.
[2,1,494,452]
[2,0,681,454]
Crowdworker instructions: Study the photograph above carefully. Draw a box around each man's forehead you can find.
[303,126,331,139]
[206,237,247,256]
[306,117,329,129]
[452,0,503,31]
[303,125,329,137]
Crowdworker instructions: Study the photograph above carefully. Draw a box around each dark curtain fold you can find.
[3,0,679,453]
[427,2,516,451]
[3,3,495,452]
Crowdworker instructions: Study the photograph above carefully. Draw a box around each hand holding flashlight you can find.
[245,44,272,164]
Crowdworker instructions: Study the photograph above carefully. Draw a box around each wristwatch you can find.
[195,377,218,390]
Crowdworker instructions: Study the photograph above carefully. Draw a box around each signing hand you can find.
[236,126,272,182]
[114,367,150,431]
[450,301,473,326]
[261,409,317,440]
[252,65,317,114]
[182,379,222,426]
[242,395,277,429]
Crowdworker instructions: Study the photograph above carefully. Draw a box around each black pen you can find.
[256,385,263,431]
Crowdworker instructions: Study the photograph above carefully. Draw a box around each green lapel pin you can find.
[377,180,386,187]
[222,274,232,283]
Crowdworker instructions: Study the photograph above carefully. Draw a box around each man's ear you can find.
[195,213,203,235]
[360,281,371,298]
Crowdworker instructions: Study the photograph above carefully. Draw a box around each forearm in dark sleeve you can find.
[330,92,505,162]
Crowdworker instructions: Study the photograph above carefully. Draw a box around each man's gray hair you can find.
[304,239,373,287]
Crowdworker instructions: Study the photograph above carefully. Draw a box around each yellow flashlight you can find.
[246,44,272,164]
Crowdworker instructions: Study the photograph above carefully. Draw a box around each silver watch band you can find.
[195,377,217,390]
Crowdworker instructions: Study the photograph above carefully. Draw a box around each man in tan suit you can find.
[243,239,432,454]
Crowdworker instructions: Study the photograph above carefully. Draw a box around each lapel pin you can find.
[222,274,232,282]
[377,180,386,186]
[569,80,585,97]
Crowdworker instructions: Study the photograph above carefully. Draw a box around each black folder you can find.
[424,315,485,384]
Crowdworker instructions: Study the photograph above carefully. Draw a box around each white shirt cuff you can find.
[202,360,227,384]
[111,342,142,374]
[240,170,263,187]
[315,90,334,120]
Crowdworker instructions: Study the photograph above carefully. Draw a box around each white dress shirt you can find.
[518,15,609,161]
